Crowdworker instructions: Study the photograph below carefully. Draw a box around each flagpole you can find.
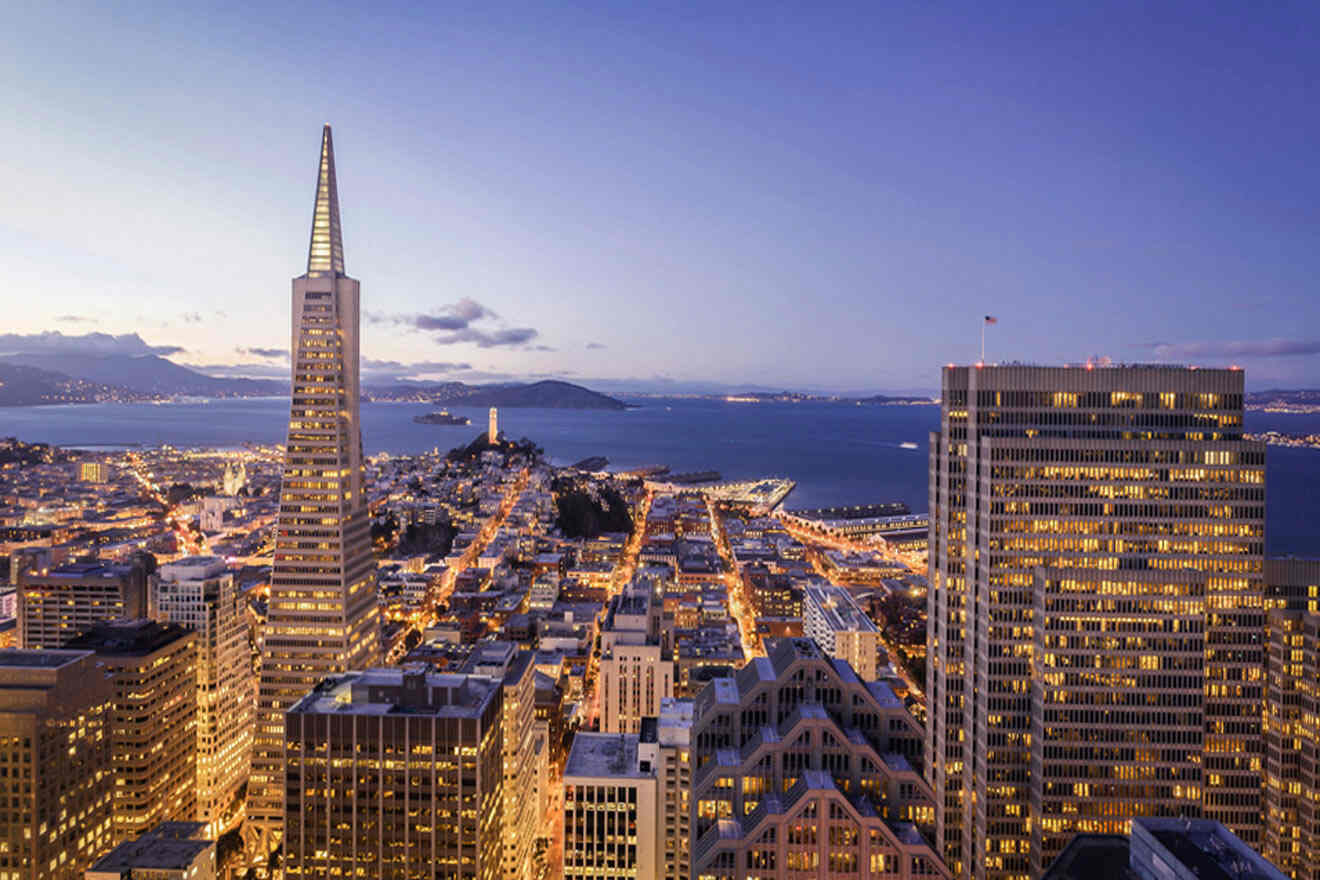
[980,319,985,364]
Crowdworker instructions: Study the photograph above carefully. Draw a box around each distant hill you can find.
[0,353,286,397]
[457,380,630,410]
[0,363,127,406]
[854,393,937,405]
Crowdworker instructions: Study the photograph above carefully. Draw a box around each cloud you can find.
[367,299,544,348]
[181,312,203,324]
[1144,339,1320,359]
[362,358,473,373]
[434,326,540,348]
[187,362,290,379]
[237,347,290,360]
[55,314,94,324]
[0,331,184,357]
[586,342,607,350]
[371,298,497,332]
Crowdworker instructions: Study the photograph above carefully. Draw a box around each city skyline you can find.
[4,4,1320,391]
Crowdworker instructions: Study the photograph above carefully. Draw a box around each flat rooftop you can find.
[90,835,211,871]
[565,732,644,779]
[0,649,92,669]
[289,668,499,718]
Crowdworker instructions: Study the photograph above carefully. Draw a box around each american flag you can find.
[984,315,998,324]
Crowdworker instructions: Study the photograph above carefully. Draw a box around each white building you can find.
[599,588,674,734]
[802,582,880,681]
[153,556,254,836]
[563,733,659,880]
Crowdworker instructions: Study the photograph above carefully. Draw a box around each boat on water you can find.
[412,410,471,426]
[899,441,919,450]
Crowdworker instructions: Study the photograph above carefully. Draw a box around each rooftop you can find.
[65,619,192,657]
[0,649,92,670]
[89,829,212,872]
[288,668,500,718]
[565,732,645,779]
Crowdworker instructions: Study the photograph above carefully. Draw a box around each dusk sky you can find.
[3,2,1319,393]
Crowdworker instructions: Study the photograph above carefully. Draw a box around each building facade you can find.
[66,620,198,845]
[1264,608,1320,879]
[562,732,659,880]
[247,124,381,852]
[18,560,148,649]
[0,650,115,879]
[802,583,881,681]
[152,556,253,835]
[690,638,948,879]
[600,587,675,734]
[925,365,1266,879]
[464,642,542,880]
[283,669,503,879]
[656,698,692,880]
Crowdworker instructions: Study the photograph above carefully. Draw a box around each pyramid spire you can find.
[306,124,345,276]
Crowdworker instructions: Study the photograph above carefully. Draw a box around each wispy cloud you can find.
[1143,339,1320,359]
[181,312,203,324]
[586,342,607,350]
[55,314,94,324]
[368,298,541,349]
[237,346,289,360]
[362,358,473,374]
[433,326,540,348]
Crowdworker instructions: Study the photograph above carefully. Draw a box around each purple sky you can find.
[3,2,1319,393]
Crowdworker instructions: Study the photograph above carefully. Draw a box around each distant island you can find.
[412,410,470,426]
[722,390,935,405]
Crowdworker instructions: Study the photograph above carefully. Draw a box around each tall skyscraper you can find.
[246,125,380,853]
[925,365,1266,879]
[153,556,254,836]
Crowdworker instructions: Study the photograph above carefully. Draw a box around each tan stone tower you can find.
[489,406,499,442]
[246,125,380,855]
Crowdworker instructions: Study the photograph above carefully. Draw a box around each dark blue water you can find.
[3,397,1318,556]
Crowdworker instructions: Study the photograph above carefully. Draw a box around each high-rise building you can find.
[599,586,674,734]
[247,124,380,852]
[690,638,948,879]
[925,365,1266,879]
[802,583,881,681]
[562,732,659,880]
[464,642,542,880]
[282,668,503,879]
[0,649,115,879]
[18,560,149,649]
[152,556,253,835]
[1261,557,1320,876]
[655,698,692,880]
[66,620,198,845]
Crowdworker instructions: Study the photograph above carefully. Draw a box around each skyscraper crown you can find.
[307,124,345,277]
